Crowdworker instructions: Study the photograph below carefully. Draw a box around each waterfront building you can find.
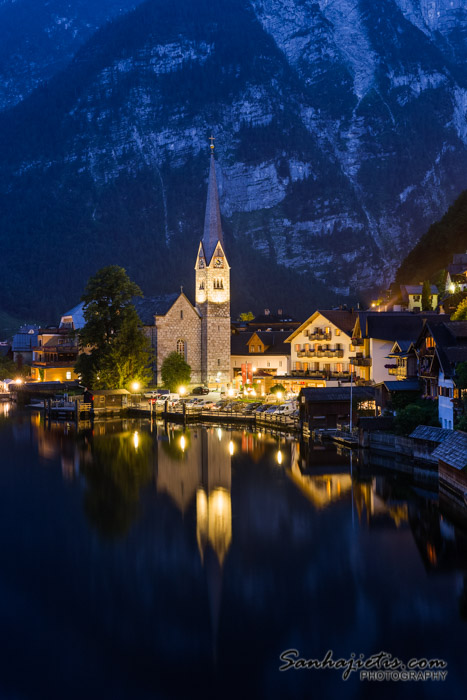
[230,331,290,386]
[285,309,358,389]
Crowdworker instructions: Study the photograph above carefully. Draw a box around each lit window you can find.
[350,344,355,352]
[177,339,185,358]
[335,328,340,336]
[295,344,300,351]
[66,371,71,380]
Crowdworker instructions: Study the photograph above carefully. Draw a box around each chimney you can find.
[264,309,270,316]
[277,309,283,316]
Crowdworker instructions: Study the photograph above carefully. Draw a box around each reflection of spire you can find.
[196,487,232,566]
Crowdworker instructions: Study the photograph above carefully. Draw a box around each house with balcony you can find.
[285,310,358,389]
[386,340,418,381]
[352,312,437,385]
[30,304,85,383]
[415,320,467,429]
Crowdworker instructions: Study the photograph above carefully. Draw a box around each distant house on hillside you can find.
[400,284,438,312]
[447,252,467,276]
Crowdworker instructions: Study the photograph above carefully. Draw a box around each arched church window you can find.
[214,279,224,290]
[180,310,184,320]
[199,281,205,290]
[177,339,186,358]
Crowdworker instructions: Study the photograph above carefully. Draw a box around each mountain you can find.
[396,187,467,285]
[0,0,144,112]
[1,0,467,321]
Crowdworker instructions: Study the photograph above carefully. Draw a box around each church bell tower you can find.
[195,146,231,385]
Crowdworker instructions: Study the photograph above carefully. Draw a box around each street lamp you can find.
[179,386,187,396]
[131,381,140,392]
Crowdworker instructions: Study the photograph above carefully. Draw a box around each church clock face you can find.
[214,257,223,268]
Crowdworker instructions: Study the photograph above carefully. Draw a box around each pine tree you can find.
[421,280,432,311]
[451,298,467,320]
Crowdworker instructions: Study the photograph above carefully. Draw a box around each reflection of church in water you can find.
[156,426,232,567]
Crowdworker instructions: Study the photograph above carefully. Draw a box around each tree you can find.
[270,383,286,395]
[238,311,254,322]
[421,280,432,310]
[160,352,191,392]
[75,266,153,389]
[394,400,439,436]
[451,298,467,320]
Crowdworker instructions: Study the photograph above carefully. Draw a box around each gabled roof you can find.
[231,330,290,356]
[202,154,224,263]
[60,302,85,329]
[432,431,467,470]
[356,312,426,342]
[133,294,180,325]
[409,425,454,444]
[286,309,358,342]
[400,284,438,297]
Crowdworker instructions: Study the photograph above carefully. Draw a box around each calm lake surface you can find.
[0,403,466,700]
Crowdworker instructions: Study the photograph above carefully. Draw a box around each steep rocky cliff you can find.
[1,0,467,320]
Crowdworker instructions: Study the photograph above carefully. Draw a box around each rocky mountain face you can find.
[1,0,467,320]
[0,0,143,111]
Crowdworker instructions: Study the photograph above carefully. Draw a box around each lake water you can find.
[0,403,466,700]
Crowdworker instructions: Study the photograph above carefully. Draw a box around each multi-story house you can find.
[352,312,432,385]
[386,340,418,380]
[231,331,290,385]
[30,304,83,382]
[285,310,358,387]
[400,285,439,312]
[415,319,467,429]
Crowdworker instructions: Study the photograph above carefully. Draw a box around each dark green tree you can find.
[270,383,286,395]
[75,265,152,389]
[160,352,191,392]
[421,280,432,310]
[394,400,439,436]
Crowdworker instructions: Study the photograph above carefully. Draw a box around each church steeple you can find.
[202,153,224,263]
[195,145,231,386]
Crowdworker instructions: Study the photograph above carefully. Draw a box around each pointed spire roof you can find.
[202,154,224,262]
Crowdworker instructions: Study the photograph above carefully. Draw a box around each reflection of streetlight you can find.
[277,449,283,465]
[131,381,140,392]
[180,435,186,452]
[217,428,222,441]
[229,440,234,456]
[228,388,234,397]
[133,431,139,450]
[258,432,262,439]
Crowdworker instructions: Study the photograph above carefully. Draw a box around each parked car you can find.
[255,405,269,414]
[192,386,209,395]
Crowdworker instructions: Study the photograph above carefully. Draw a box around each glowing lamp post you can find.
[131,381,140,392]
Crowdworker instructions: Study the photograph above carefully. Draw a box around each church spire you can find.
[202,152,224,263]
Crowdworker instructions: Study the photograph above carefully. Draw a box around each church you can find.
[32,149,231,388]
[133,149,231,387]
